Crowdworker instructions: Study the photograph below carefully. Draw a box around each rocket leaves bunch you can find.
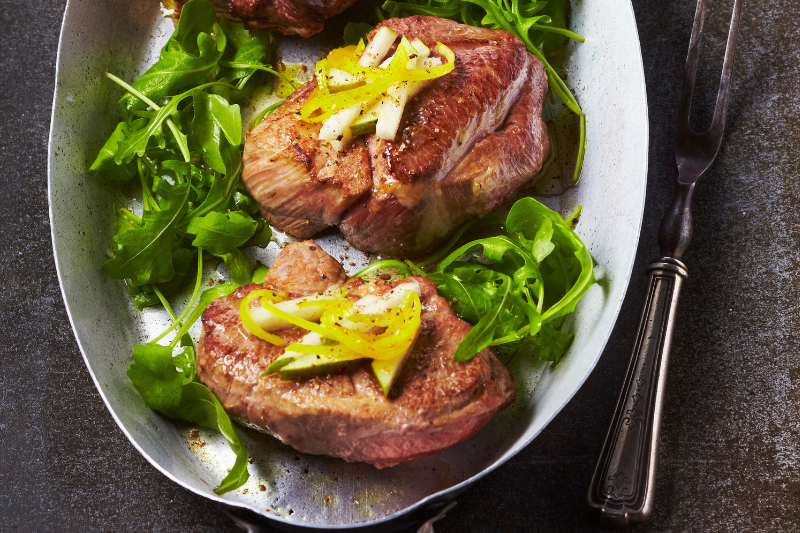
[358,197,596,365]
[91,0,282,304]
[426,197,595,364]
[89,0,289,495]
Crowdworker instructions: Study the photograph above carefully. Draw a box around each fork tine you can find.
[675,0,709,137]
[708,0,742,140]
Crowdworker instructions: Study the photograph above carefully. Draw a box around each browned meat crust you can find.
[197,241,517,467]
[242,84,372,237]
[242,16,549,257]
[174,0,360,37]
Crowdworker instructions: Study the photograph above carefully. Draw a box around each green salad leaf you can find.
[90,0,289,495]
[191,91,242,174]
[220,248,254,284]
[92,0,281,302]
[127,251,245,494]
[89,121,141,180]
[172,0,217,55]
[217,17,274,90]
[128,344,184,412]
[366,197,595,364]
[187,210,257,255]
[102,186,190,285]
[127,316,249,495]
[343,22,375,45]
[452,276,512,362]
[119,0,223,114]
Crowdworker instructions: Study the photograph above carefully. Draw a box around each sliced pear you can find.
[248,293,327,332]
[264,282,423,388]
[371,351,412,396]
[327,67,363,92]
[319,103,362,142]
[410,38,431,59]
[278,351,363,381]
[407,57,442,99]
[262,332,322,376]
[350,118,377,137]
[262,353,299,376]
[359,26,398,68]
[349,104,379,137]
[373,55,441,141]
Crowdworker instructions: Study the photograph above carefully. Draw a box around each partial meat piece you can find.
[242,16,550,257]
[258,238,348,293]
[242,84,372,237]
[197,241,517,467]
[174,0,360,37]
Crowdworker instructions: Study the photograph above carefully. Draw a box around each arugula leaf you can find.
[533,322,574,362]
[531,0,570,53]
[173,344,198,384]
[223,42,270,88]
[157,247,196,298]
[115,82,227,165]
[185,170,235,220]
[192,91,242,173]
[128,344,184,412]
[428,264,498,324]
[343,22,375,45]
[220,248,253,284]
[530,218,555,262]
[453,276,511,361]
[187,210,257,255]
[506,197,595,321]
[249,220,272,248]
[127,342,249,494]
[218,17,273,89]
[120,33,223,115]
[134,291,161,311]
[102,185,190,285]
[179,381,250,494]
[414,197,595,363]
[234,191,259,215]
[251,264,269,284]
[172,0,217,55]
[89,121,145,180]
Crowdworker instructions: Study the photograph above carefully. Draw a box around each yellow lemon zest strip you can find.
[240,289,287,346]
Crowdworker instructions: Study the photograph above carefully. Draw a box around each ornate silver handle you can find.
[587,257,687,526]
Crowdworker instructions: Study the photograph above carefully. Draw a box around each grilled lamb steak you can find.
[173,0,360,37]
[197,241,517,467]
[242,16,550,257]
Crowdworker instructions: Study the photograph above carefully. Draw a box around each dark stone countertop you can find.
[3,0,797,531]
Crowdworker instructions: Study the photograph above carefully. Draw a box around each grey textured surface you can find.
[0,0,791,531]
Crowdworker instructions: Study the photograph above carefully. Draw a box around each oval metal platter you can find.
[48,0,648,530]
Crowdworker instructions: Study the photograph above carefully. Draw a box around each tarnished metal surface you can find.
[46,0,647,529]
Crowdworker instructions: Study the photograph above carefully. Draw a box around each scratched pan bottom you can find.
[48,0,649,529]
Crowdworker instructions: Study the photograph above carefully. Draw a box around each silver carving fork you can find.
[587,0,742,526]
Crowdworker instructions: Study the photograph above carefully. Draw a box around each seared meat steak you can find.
[242,16,550,257]
[242,84,373,237]
[173,0,360,37]
[197,241,517,467]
